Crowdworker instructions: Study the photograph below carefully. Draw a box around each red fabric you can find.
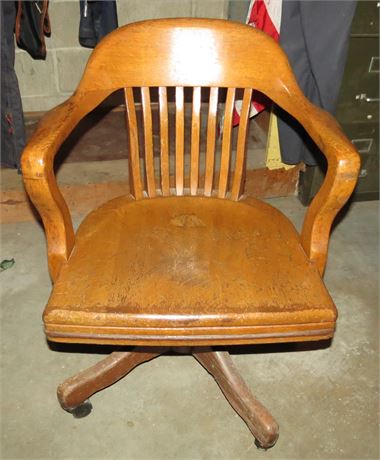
[248,1,280,41]
[232,109,241,126]
[232,0,281,126]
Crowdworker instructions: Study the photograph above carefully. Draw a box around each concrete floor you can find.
[1,197,378,459]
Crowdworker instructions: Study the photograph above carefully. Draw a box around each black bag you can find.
[79,0,118,49]
[15,0,51,60]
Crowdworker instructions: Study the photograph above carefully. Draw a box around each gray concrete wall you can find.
[16,0,228,112]
[228,0,250,22]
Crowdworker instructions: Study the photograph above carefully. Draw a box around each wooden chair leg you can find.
[192,349,279,449]
[57,347,167,416]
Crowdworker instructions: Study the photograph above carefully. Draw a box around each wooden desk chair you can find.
[21,19,360,449]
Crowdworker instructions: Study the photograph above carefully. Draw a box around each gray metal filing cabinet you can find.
[299,1,379,203]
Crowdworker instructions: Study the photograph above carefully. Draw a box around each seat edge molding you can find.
[45,321,335,346]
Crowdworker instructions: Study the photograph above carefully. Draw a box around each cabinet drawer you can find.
[354,151,379,197]
[341,122,378,150]
[350,0,379,36]
[299,122,379,205]
[341,122,379,198]
[336,37,379,123]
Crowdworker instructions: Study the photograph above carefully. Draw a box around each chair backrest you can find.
[72,18,315,200]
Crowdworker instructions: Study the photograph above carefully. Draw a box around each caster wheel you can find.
[254,439,269,451]
[66,399,93,418]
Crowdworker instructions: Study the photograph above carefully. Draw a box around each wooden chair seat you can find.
[44,195,336,346]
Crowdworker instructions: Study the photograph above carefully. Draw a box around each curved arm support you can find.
[21,91,112,281]
[297,105,360,276]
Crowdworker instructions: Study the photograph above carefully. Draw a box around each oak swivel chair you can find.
[21,19,360,449]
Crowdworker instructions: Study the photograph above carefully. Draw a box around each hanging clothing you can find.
[278,1,357,165]
[15,0,51,60]
[1,1,26,169]
[79,0,118,48]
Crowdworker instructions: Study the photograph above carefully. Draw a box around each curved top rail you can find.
[77,19,300,106]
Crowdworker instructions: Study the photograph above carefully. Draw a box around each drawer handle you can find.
[369,56,379,73]
[352,138,373,153]
[355,93,380,103]
[359,169,368,178]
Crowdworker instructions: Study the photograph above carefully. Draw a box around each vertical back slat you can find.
[124,87,143,200]
[158,87,170,196]
[175,86,185,195]
[231,88,252,200]
[218,87,235,198]
[190,86,201,195]
[141,87,156,198]
[204,87,219,196]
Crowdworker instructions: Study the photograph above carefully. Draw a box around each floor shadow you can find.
[225,339,333,355]
[47,340,131,355]
[331,195,356,233]
[47,339,333,357]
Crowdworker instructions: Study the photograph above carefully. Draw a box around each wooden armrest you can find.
[298,105,360,276]
[21,91,111,281]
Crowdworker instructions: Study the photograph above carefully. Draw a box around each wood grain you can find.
[231,88,252,200]
[193,349,279,448]
[175,86,185,196]
[21,20,360,449]
[21,19,360,279]
[22,19,359,328]
[124,87,144,200]
[204,87,219,196]
[21,90,113,280]
[57,348,165,410]
[159,87,170,196]
[190,86,201,195]
[218,87,235,198]
[141,87,156,198]
[2,166,301,224]
[44,195,337,346]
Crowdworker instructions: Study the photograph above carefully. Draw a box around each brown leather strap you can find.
[15,0,22,43]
